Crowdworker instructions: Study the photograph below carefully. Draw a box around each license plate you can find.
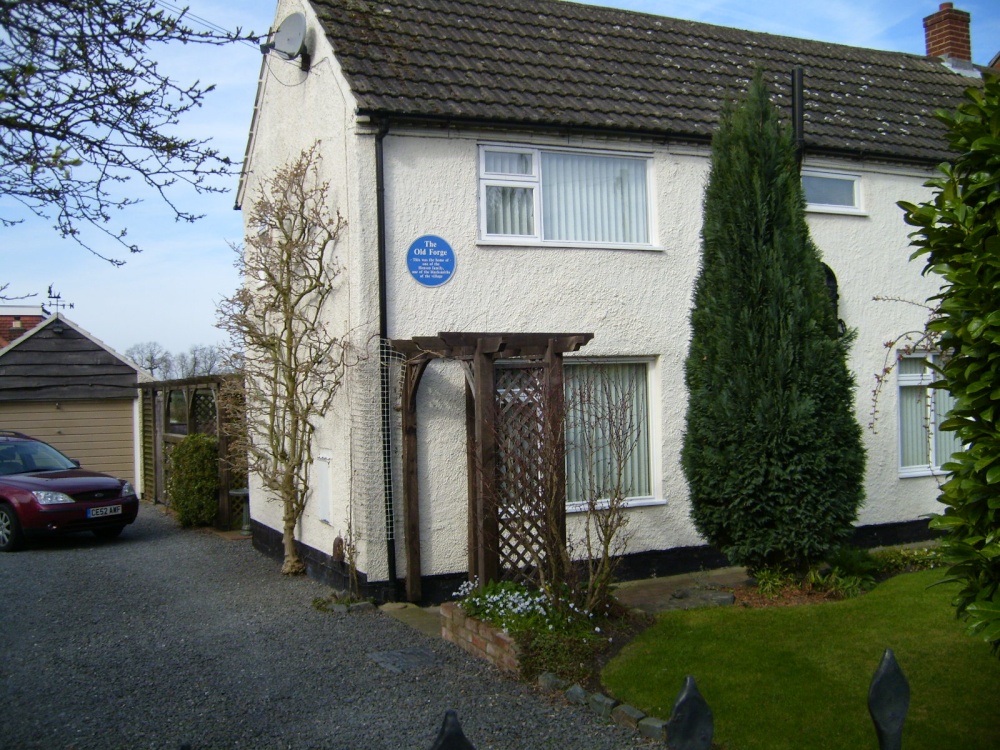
[87,505,122,518]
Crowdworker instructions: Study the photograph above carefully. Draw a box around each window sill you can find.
[567,497,665,514]
[899,466,949,479]
[477,239,665,252]
[805,205,868,217]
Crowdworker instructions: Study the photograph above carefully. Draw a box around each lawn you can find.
[601,569,1000,750]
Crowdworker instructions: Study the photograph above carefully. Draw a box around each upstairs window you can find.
[480,145,651,247]
[898,353,962,477]
[803,169,862,214]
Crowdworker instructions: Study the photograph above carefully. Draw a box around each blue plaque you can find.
[407,235,455,287]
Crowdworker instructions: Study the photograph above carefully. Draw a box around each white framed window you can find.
[563,359,656,511]
[802,169,863,214]
[479,145,652,247]
[898,354,961,477]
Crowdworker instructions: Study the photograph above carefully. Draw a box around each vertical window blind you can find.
[564,361,651,505]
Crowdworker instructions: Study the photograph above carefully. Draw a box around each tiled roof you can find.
[310,0,980,164]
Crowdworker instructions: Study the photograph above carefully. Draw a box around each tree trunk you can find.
[281,511,305,575]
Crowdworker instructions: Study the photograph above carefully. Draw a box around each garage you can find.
[0,314,145,489]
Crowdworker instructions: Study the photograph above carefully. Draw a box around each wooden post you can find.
[465,378,479,582]
[473,344,499,585]
[544,339,567,546]
[154,390,166,504]
[401,358,429,601]
[215,384,232,530]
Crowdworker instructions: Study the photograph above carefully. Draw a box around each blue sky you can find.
[2,0,999,355]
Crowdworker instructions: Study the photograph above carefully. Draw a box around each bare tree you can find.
[217,145,351,575]
[125,341,173,377]
[563,365,636,612]
[170,344,225,379]
[486,364,633,614]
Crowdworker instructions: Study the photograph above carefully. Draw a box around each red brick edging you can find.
[439,601,521,674]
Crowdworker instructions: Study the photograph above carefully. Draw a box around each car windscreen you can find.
[0,441,78,475]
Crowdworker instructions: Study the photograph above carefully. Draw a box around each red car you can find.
[0,431,139,552]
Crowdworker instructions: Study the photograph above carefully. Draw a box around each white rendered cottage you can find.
[238,0,996,601]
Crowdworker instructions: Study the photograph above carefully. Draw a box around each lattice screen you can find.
[494,366,549,583]
[191,389,217,435]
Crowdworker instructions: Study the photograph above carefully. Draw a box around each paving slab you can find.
[612,566,749,614]
[381,601,443,639]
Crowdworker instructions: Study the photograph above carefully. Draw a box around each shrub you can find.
[824,545,880,578]
[753,566,796,598]
[900,73,1000,653]
[682,71,865,574]
[166,433,219,527]
[870,546,942,577]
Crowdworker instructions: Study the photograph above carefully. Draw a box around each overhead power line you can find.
[152,0,264,49]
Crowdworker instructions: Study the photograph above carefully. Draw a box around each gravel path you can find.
[0,505,646,749]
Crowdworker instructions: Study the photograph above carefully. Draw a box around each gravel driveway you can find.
[0,505,645,749]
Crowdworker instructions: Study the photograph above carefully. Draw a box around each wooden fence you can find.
[139,375,244,530]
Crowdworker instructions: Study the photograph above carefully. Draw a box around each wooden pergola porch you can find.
[390,332,593,601]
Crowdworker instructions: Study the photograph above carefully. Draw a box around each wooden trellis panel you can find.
[495,366,549,584]
[191,390,218,435]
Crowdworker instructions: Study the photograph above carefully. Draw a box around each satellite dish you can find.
[261,12,307,61]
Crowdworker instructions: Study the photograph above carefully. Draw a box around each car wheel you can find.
[93,525,125,540]
[0,504,23,552]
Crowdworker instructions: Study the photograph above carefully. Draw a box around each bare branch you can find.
[0,0,261,262]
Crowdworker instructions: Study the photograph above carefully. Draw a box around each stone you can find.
[367,646,438,674]
[565,683,588,705]
[349,601,375,613]
[611,704,645,729]
[588,692,619,719]
[637,716,668,741]
[537,672,569,693]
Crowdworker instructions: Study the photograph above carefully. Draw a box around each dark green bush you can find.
[167,433,219,527]
[825,545,880,578]
[682,72,865,573]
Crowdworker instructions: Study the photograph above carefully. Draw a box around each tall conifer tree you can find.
[682,73,865,573]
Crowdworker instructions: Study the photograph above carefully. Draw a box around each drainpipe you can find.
[792,67,805,170]
[375,118,399,597]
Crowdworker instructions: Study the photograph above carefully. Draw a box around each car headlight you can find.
[33,491,75,505]
[121,481,135,497]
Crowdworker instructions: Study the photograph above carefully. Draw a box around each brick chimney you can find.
[924,3,972,61]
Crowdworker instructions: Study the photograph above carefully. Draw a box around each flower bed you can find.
[440,601,522,674]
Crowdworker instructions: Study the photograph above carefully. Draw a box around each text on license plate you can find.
[87,505,122,518]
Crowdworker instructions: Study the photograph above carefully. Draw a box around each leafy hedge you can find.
[167,433,219,527]
[901,73,1000,653]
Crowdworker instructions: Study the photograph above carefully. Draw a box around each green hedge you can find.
[167,433,219,527]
